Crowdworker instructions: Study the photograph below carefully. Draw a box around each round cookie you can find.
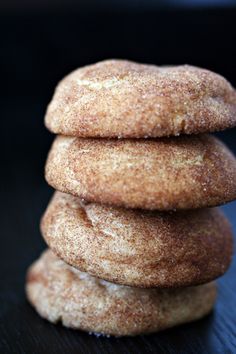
[41,192,233,288]
[45,134,236,210]
[26,249,217,337]
[45,60,236,138]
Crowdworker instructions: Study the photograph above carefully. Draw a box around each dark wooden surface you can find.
[1,7,236,354]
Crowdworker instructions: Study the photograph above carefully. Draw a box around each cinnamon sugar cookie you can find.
[26,249,217,337]
[45,60,236,138]
[41,192,233,288]
[45,134,236,210]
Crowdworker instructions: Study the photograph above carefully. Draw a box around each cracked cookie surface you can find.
[41,191,233,288]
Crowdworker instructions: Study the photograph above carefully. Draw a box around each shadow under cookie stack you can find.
[26,60,236,337]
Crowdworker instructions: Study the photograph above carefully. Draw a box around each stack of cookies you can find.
[26,60,236,337]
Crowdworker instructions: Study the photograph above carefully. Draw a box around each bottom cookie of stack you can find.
[26,249,216,337]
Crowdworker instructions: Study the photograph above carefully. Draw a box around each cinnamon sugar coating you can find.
[26,249,216,336]
[41,192,233,288]
[45,134,236,210]
[45,60,236,138]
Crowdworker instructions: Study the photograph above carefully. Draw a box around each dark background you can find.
[0,1,236,353]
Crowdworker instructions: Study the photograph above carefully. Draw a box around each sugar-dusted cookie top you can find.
[45,134,236,210]
[45,60,236,138]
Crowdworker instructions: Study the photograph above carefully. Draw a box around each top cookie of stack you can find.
[45,59,236,138]
[45,60,236,210]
